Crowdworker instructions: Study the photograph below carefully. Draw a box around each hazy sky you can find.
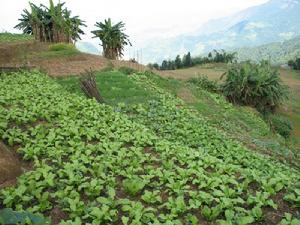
[1,0,268,47]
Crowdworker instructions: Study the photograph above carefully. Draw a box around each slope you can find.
[235,36,300,64]
[0,33,144,77]
[0,70,299,224]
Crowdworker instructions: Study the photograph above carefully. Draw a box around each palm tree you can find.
[91,18,131,59]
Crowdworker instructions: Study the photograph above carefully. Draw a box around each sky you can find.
[0,0,268,51]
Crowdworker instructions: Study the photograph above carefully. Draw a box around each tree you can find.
[175,55,182,69]
[160,60,168,70]
[91,18,131,60]
[15,0,86,43]
[182,52,192,67]
[288,58,300,70]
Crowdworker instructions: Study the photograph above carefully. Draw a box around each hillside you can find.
[0,33,143,76]
[235,36,300,64]
[0,70,300,224]
[0,35,300,224]
[141,0,300,63]
[158,63,300,147]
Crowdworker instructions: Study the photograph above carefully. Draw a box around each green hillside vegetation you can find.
[0,33,33,43]
[15,0,86,43]
[149,50,236,71]
[235,36,300,65]
[288,57,300,70]
[57,68,300,164]
[0,70,299,224]
[38,43,79,58]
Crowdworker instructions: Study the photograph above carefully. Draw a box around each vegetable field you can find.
[0,71,299,224]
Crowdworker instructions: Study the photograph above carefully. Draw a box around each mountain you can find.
[235,35,300,64]
[75,41,101,55]
[141,0,300,63]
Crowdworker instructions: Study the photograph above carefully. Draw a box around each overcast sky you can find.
[1,0,268,48]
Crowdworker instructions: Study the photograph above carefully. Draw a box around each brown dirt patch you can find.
[49,206,69,225]
[0,41,150,77]
[158,64,226,81]
[0,142,31,189]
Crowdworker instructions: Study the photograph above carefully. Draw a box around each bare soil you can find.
[0,142,31,189]
[0,41,149,77]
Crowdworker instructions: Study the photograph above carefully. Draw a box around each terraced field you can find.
[0,71,299,224]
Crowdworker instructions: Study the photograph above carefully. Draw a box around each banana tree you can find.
[91,18,131,59]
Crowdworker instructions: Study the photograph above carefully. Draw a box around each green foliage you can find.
[187,75,219,93]
[49,43,76,51]
[284,188,300,207]
[0,33,33,43]
[221,61,288,113]
[91,18,131,59]
[38,44,78,58]
[288,58,300,70]
[236,36,300,64]
[0,208,50,225]
[118,66,137,75]
[278,213,300,225]
[123,177,146,196]
[151,50,236,70]
[0,70,299,224]
[182,52,193,67]
[15,1,86,43]
[270,115,293,138]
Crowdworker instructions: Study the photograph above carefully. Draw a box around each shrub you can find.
[49,43,77,51]
[221,61,288,113]
[188,75,219,93]
[118,66,137,75]
[0,208,50,224]
[288,58,300,70]
[270,115,293,138]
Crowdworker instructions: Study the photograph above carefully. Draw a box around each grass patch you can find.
[56,70,157,105]
[36,43,79,58]
[0,33,33,43]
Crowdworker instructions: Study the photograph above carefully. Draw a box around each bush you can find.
[221,61,288,113]
[118,66,137,75]
[0,208,50,224]
[270,115,293,138]
[288,58,300,70]
[49,43,76,51]
[188,75,219,93]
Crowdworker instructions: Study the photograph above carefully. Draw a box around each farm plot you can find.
[0,71,299,224]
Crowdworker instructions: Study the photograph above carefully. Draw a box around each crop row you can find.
[0,71,299,224]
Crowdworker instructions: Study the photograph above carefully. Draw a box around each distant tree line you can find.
[288,58,300,70]
[148,50,237,70]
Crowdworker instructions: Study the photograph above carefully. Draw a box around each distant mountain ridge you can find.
[235,35,300,64]
[75,41,100,55]
[141,0,300,63]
